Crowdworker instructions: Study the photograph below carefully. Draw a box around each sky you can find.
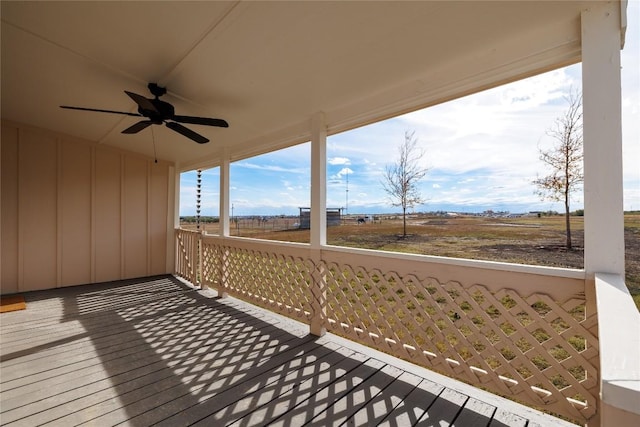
[181,2,639,217]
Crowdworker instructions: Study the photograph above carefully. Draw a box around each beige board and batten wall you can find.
[1,121,175,294]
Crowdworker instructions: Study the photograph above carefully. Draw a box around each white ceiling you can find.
[1,1,622,171]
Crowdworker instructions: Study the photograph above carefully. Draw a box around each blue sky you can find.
[181,3,639,217]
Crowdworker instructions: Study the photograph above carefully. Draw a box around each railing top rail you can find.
[191,231,585,280]
[595,272,640,416]
[201,234,314,253]
[176,228,204,235]
[322,244,586,280]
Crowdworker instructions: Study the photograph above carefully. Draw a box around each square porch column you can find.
[310,111,327,336]
[310,111,327,248]
[215,148,231,298]
[581,4,639,427]
[582,2,625,276]
[220,147,231,238]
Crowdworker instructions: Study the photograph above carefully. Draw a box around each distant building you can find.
[298,207,343,229]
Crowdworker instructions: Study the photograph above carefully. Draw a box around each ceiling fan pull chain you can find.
[151,126,158,163]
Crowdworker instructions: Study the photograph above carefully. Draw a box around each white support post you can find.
[582,4,628,427]
[220,148,231,238]
[218,148,231,298]
[581,3,625,276]
[310,112,327,336]
[168,165,180,275]
[310,112,327,248]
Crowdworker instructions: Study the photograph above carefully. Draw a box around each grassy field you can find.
[184,213,640,310]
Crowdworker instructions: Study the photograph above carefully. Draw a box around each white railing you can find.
[594,273,640,426]
[200,236,317,323]
[175,228,202,286]
[176,230,638,425]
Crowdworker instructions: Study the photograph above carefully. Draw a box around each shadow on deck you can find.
[0,275,577,426]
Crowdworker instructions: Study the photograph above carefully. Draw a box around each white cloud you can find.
[328,157,351,166]
[332,167,354,180]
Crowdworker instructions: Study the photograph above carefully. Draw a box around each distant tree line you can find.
[180,216,219,223]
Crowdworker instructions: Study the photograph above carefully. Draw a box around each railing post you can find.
[310,251,326,337]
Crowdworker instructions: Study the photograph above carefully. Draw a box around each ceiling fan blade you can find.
[166,122,209,144]
[122,120,154,134]
[173,115,229,128]
[124,91,158,113]
[60,105,141,117]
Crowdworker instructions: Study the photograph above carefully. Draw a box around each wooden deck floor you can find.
[0,275,578,427]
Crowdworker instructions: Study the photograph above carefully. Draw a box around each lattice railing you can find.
[201,235,316,323]
[178,231,597,423]
[175,228,201,285]
[322,255,597,423]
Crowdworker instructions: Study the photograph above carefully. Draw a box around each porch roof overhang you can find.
[0,1,627,171]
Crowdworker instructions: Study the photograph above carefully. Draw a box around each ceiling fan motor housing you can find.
[142,99,175,123]
[148,83,167,98]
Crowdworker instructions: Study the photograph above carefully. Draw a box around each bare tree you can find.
[533,88,583,249]
[382,130,429,237]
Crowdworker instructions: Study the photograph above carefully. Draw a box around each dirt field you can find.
[183,213,640,309]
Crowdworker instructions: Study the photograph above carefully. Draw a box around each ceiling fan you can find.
[60,83,228,144]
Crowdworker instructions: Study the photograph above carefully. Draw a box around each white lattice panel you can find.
[323,261,597,423]
[201,238,316,322]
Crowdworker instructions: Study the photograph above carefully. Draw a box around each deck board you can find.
[0,275,578,427]
[347,371,424,426]
[305,363,404,426]
[452,397,496,427]
[378,377,444,426]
